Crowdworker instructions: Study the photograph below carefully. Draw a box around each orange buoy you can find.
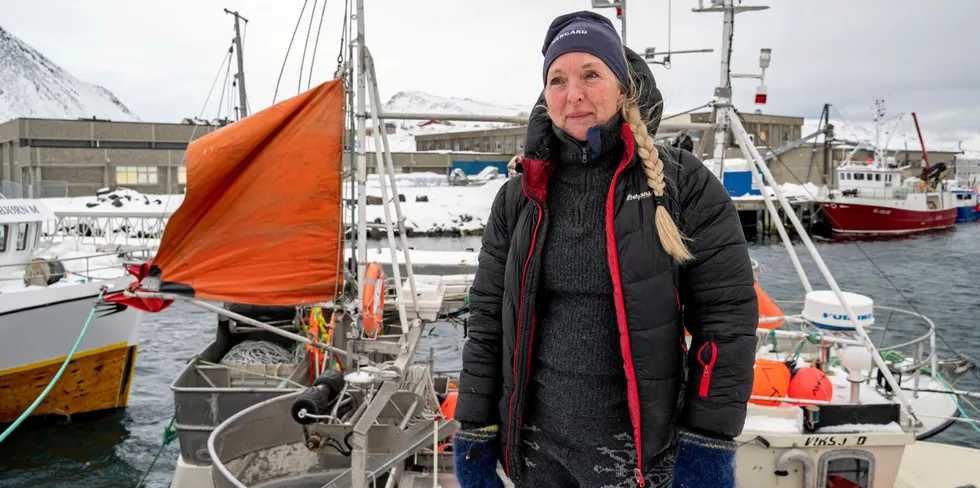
[362,262,385,338]
[750,359,792,406]
[756,282,784,329]
[685,282,783,336]
[440,391,458,420]
[787,367,833,406]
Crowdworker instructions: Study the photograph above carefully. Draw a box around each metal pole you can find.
[366,72,410,332]
[364,48,420,317]
[727,109,917,422]
[225,9,249,119]
[620,0,627,45]
[730,114,813,293]
[355,0,368,310]
[711,0,736,182]
[125,291,348,358]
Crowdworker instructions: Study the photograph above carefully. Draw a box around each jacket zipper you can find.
[505,175,546,479]
[604,124,646,487]
[698,342,718,398]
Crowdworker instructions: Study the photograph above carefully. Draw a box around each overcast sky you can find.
[2,0,977,149]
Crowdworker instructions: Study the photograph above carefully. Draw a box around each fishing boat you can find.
[952,187,980,223]
[97,0,976,486]
[0,198,146,424]
[816,101,957,236]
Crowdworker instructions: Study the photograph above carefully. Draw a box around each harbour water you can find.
[1,226,978,487]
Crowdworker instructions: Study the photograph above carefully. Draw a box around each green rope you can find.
[929,370,980,435]
[135,415,179,488]
[0,287,107,445]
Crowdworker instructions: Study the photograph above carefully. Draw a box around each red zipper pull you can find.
[634,468,645,487]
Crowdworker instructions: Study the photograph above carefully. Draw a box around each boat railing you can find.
[0,246,154,284]
[764,301,943,395]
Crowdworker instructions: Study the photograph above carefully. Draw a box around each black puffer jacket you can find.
[454,47,758,486]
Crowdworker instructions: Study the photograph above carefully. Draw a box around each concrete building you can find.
[0,117,223,197]
[415,126,528,154]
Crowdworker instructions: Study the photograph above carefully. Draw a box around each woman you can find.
[452,11,757,488]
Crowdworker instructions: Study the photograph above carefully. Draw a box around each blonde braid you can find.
[622,102,694,264]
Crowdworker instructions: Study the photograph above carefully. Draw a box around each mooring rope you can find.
[0,286,107,445]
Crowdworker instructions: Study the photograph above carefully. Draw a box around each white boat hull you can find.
[0,276,143,423]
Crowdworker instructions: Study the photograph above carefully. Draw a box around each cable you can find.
[273,0,311,104]
[299,0,319,94]
[308,0,329,89]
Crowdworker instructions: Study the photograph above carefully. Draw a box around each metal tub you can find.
[171,339,309,466]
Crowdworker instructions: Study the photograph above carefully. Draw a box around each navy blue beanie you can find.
[542,11,628,88]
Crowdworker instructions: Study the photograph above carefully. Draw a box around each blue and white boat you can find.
[952,187,980,223]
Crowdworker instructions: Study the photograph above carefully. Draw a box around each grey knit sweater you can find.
[525,115,629,426]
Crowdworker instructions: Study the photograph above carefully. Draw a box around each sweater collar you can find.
[551,113,625,167]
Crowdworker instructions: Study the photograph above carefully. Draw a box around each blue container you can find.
[449,160,508,176]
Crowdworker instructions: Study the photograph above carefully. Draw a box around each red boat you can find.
[818,156,956,235]
[817,100,957,236]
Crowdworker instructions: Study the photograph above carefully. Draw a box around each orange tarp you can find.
[146,79,345,306]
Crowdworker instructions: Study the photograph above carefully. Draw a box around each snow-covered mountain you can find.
[0,25,139,123]
[364,90,531,152]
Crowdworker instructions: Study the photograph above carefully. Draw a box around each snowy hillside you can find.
[365,91,531,152]
[0,25,139,123]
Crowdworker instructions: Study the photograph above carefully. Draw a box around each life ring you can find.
[362,262,386,338]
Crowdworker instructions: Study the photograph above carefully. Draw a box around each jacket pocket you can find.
[697,341,717,398]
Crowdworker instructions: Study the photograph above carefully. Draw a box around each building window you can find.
[494,141,502,152]
[178,166,187,185]
[116,166,159,185]
[505,139,513,152]
[483,141,490,151]
[16,223,29,251]
[463,140,470,151]
[454,140,460,151]
[518,139,525,152]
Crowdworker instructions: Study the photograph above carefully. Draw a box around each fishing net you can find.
[220,340,295,365]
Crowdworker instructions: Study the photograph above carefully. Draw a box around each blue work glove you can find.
[672,429,737,488]
[452,424,504,488]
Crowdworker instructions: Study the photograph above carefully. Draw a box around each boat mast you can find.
[354,0,368,304]
[693,0,768,182]
[224,9,249,119]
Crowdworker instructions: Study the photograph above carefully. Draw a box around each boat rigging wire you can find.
[308,0,330,90]
[273,0,311,104]
[731,106,980,388]
[299,0,320,94]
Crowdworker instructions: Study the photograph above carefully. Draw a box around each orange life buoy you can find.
[362,262,385,338]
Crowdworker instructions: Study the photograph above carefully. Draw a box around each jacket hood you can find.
[522,46,664,162]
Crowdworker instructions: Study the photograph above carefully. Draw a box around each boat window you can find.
[0,224,7,253]
[16,223,29,251]
[875,174,881,181]
[855,173,865,180]
[818,450,874,488]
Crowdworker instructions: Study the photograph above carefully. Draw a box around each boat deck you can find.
[895,441,980,487]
